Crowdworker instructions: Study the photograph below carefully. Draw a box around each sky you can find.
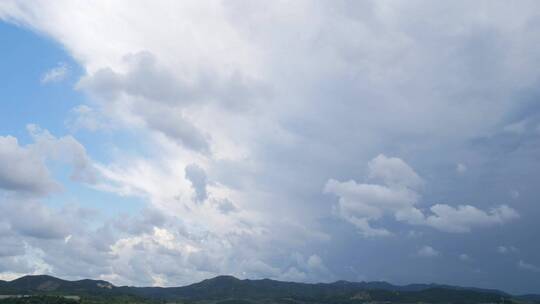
[0,0,539,294]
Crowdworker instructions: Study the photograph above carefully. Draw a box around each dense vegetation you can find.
[0,275,537,304]
[0,295,157,304]
[0,296,78,304]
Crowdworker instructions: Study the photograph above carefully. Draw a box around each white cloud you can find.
[459,253,471,262]
[518,260,540,272]
[497,245,518,254]
[282,253,330,282]
[325,155,519,236]
[417,246,439,258]
[323,154,421,236]
[503,120,527,134]
[306,254,327,272]
[510,190,520,199]
[324,178,415,237]
[367,155,423,189]
[422,204,519,233]
[66,105,109,131]
[41,62,68,83]
[0,125,97,196]
[456,163,467,174]
[27,124,97,184]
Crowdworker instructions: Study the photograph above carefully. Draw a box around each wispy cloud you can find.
[518,260,540,272]
[497,246,518,255]
[41,62,68,83]
[459,254,471,262]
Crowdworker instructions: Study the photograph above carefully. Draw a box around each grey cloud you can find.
[185,164,208,203]
[27,124,97,184]
[0,135,59,195]
[0,237,25,257]
[79,52,200,105]
[0,256,34,274]
[40,236,116,278]
[3,0,540,293]
[76,52,269,153]
[141,106,210,153]
[0,201,69,239]
[0,201,119,279]
[113,207,167,235]
[214,198,237,214]
[77,53,212,153]
[518,260,540,273]
[79,52,269,110]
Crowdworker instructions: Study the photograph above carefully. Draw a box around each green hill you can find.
[2,275,113,295]
[0,274,537,304]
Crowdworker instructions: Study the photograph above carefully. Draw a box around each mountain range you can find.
[0,275,538,304]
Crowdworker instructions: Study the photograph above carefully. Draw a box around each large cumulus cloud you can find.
[0,0,539,293]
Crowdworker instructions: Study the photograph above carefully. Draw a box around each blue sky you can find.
[0,22,78,140]
[0,21,144,217]
[0,1,540,294]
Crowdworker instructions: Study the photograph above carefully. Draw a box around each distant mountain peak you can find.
[9,274,67,292]
[13,274,64,281]
[199,275,240,284]
[211,275,240,280]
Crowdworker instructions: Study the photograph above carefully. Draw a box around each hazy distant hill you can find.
[521,294,540,302]
[0,274,537,304]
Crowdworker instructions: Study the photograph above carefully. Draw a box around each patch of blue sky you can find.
[43,161,146,220]
[1,21,159,163]
[0,21,83,141]
[74,126,157,164]
[1,21,147,218]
